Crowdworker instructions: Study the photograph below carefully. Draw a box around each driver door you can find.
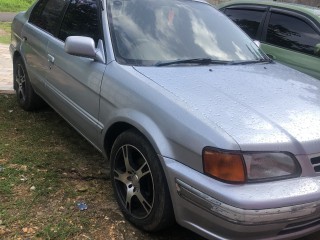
[45,0,106,146]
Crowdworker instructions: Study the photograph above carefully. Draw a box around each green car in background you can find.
[218,0,320,79]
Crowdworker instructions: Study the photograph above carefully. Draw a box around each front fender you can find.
[102,108,172,158]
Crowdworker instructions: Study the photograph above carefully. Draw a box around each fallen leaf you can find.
[21,165,28,171]
[0,228,5,235]
[0,159,8,164]
[20,175,28,182]
[22,227,36,234]
[76,184,89,192]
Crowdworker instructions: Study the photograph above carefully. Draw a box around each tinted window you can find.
[29,0,66,35]
[59,0,100,44]
[29,0,47,24]
[224,8,265,39]
[266,12,320,56]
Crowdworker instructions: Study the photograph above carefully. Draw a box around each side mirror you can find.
[315,43,320,56]
[64,36,105,63]
[253,40,261,48]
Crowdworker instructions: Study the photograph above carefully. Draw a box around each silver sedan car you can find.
[10,0,320,239]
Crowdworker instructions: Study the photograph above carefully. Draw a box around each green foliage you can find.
[0,0,35,12]
[0,22,11,44]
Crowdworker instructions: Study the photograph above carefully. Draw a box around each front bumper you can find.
[176,179,320,226]
[163,157,320,240]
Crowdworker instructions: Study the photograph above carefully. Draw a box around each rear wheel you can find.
[110,130,174,231]
[14,57,44,111]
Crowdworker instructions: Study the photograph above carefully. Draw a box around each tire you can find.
[14,57,44,111]
[110,130,175,232]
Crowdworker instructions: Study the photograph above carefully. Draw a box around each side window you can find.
[224,8,265,39]
[29,0,47,25]
[266,12,320,56]
[29,0,66,35]
[59,0,100,45]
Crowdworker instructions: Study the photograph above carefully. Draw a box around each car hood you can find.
[134,63,320,155]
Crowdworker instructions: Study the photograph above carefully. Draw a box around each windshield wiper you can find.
[230,58,273,65]
[155,58,231,67]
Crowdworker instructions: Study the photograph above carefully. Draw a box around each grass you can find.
[0,94,108,239]
[0,0,35,12]
[0,22,11,44]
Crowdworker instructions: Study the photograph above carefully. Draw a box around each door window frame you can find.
[221,4,268,40]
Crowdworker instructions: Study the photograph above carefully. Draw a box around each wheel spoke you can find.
[113,169,129,185]
[20,75,26,84]
[136,162,151,179]
[19,87,26,101]
[16,65,26,101]
[121,145,133,172]
[16,66,22,84]
[125,185,134,213]
[135,191,152,214]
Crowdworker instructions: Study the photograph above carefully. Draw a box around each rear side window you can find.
[224,8,265,39]
[29,0,66,35]
[266,12,320,56]
[59,0,101,44]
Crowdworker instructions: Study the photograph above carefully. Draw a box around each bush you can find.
[0,0,36,12]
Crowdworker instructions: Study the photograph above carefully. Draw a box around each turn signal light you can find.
[203,148,246,183]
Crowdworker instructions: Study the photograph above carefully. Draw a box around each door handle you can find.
[48,54,55,63]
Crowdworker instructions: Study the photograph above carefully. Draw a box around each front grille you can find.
[310,155,320,173]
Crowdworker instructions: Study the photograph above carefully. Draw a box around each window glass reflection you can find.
[108,0,265,65]
[59,0,100,45]
[224,8,265,39]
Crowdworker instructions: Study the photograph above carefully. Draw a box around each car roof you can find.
[218,0,320,22]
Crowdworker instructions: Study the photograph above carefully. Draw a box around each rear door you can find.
[45,0,106,146]
[261,8,320,79]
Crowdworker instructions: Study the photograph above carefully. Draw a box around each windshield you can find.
[107,0,267,66]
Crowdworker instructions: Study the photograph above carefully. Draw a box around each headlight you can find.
[203,148,301,184]
[243,152,301,182]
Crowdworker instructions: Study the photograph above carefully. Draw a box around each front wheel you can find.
[110,130,174,231]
